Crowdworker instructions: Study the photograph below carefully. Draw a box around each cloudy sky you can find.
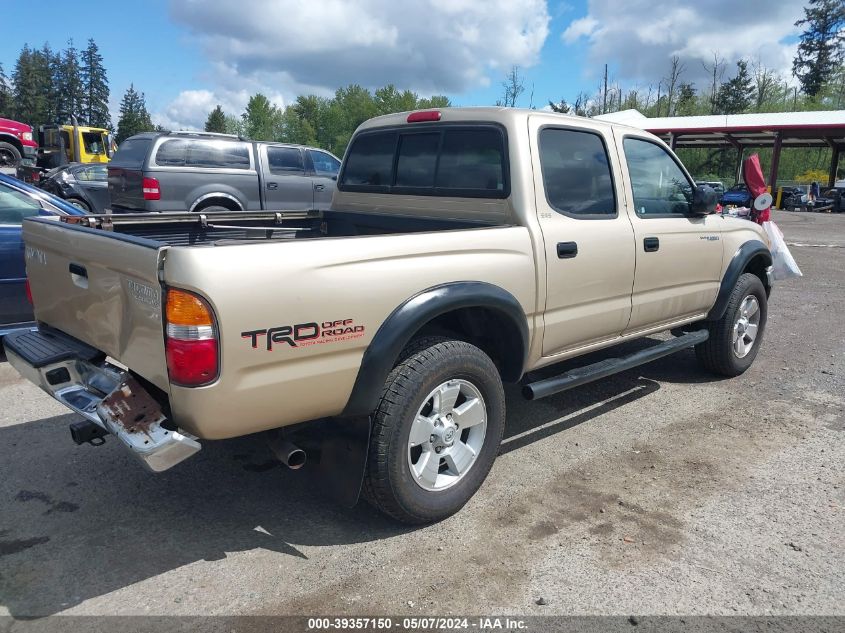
[2,0,806,129]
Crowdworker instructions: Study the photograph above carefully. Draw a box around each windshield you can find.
[0,180,41,224]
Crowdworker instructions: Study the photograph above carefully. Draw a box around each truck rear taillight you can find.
[165,288,218,387]
[25,279,33,305]
[142,177,161,201]
[407,110,441,123]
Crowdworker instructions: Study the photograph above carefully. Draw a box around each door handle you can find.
[267,182,278,190]
[314,184,325,191]
[69,263,88,289]
[557,241,578,259]
[643,237,660,252]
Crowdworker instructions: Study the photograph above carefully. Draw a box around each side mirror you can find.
[105,134,114,158]
[690,185,717,216]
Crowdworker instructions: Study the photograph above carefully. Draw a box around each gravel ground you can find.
[0,210,842,620]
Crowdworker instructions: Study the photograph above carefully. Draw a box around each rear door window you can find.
[539,128,616,217]
[75,165,108,182]
[267,147,305,174]
[339,125,507,197]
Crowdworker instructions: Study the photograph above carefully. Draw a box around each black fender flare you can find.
[0,133,24,152]
[707,239,772,321]
[342,281,529,417]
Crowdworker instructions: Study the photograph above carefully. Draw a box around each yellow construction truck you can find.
[16,116,114,184]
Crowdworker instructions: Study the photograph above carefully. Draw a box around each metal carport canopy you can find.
[596,109,845,186]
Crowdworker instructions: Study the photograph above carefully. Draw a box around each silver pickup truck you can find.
[4,108,774,523]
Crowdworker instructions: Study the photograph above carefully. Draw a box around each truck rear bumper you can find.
[3,328,200,472]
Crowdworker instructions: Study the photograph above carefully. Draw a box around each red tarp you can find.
[743,154,770,223]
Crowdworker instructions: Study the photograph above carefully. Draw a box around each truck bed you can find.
[23,208,516,398]
[63,209,501,247]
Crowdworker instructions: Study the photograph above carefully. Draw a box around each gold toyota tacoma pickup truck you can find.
[4,108,774,523]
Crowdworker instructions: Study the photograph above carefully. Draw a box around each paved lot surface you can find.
[0,210,843,618]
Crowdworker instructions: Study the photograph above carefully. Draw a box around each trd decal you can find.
[242,319,366,351]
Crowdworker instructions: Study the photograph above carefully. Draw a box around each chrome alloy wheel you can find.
[407,379,487,491]
[733,295,761,358]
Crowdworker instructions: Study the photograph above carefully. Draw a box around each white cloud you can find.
[561,0,805,89]
[562,16,598,44]
[168,0,550,98]
[152,84,287,131]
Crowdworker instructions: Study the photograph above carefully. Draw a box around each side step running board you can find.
[522,329,709,400]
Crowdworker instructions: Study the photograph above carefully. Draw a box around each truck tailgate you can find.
[22,217,169,391]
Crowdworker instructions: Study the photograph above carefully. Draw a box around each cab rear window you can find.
[339,125,508,198]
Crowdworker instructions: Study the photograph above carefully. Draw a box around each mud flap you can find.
[297,416,372,508]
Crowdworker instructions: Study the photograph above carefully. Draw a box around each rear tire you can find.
[0,142,22,167]
[696,272,767,377]
[194,204,234,213]
[66,198,91,213]
[364,338,505,524]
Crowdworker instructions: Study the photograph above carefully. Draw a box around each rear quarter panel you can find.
[147,167,261,212]
[163,227,536,439]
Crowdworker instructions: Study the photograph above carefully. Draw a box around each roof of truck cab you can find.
[355,107,649,136]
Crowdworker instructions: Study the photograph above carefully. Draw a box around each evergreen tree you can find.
[80,39,110,128]
[204,105,227,133]
[12,44,52,126]
[115,84,153,143]
[792,0,845,97]
[675,83,698,116]
[56,39,84,123]
[0,62,11,118]
[41,43,61,124]
[548,99,571,113]
[715,60,754,114]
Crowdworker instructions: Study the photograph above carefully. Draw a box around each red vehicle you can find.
[0,117,38,167]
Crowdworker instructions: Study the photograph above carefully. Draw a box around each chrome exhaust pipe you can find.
[269,437,307,470]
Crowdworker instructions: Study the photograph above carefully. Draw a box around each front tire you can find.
[364,338,505,524]
[0,142,22,167]
[696,272,767,376]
